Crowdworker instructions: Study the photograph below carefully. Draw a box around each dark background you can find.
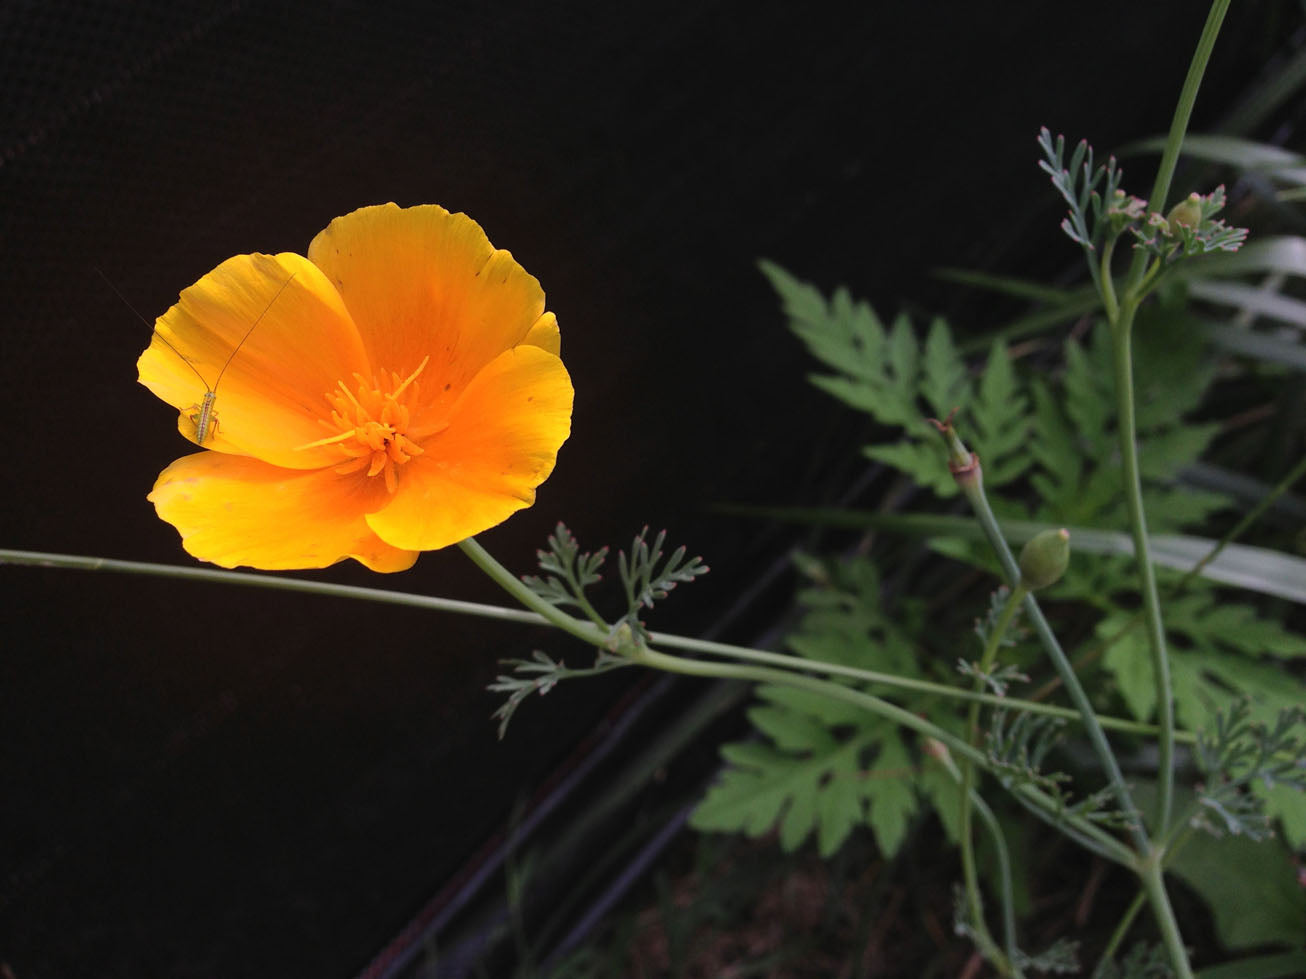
[1,2,1298,976]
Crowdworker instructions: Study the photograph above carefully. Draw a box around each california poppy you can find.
[138,203,573,572]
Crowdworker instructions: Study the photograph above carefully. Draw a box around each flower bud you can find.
[1166,193,1203,230]
[1018,528,1070,591]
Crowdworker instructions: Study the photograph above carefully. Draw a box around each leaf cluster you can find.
[760,261,1030,498]
[495,523,707,736]
[690,556,954,858]
[1194,700,1306,841]
[522,522,707,637]
[1037,127,1125,252]
[985,710,1135,831]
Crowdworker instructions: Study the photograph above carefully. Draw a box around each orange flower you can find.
[137,203,574,572]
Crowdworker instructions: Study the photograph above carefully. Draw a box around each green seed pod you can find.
[1018,528,1070,591]
[1166,192,1203,230]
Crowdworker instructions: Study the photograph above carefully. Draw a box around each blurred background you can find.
[1,2,1300,976]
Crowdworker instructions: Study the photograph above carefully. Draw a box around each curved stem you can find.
[1092,890,1146,979]
[1099,234,1120,323]
[457,538,606,646]
[628,643,1137,868]
[973,793,1021,972]
[934,748,1022,974]
[648,628,1189,741]
[0,548,1188,742]
[959,583,1027,971]
[954,463,1147,855]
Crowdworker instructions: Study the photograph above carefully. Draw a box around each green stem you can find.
[953,455,1147,855]
[456,538,605,646]
[973,791,1021,973]
[1092,890,1147,979]
[1127,0,1232,287]
[459,539,1126,867]
[1141,857,1194,979]
[0,548,1188,742]
[1099,234,1120,322]
[1109,0,1229,838]
[1109,312,1175,832]
[1028,451,1306,704]
[959,583,1027,973]
[646,628,1190,741]
[628,643,1137,868]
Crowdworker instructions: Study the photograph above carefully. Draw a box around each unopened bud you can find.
[922,737,951,764]
[1166,193,1203,230]
[1018,528,1070,591]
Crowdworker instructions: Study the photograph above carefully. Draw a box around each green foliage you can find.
[1037,127,1125,251]
[985,710,1135,831]
[617,526,709,634]
[690,698,915,858]
[691,556,936,857]
[498,524,707,736]
[523,522,707,637]
[760,261,1030,498]
[1194,701,1306,842]
[1094,942,1173,979]
[488,648,629,739]
[522,523,608,612]
[1036,127,1248,262]
[1166,802,1306,950]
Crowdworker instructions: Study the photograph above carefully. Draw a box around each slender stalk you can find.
[959,583,1027,973]
[1092,890,1146,979]
[933,748,1022,974]
[628,644,1137,868]
[1126,0,1232,286]
[1028,451,1306,704]
[457,538,605,646]
[942,436,1147,855]
[0,547,550,624]
[1111,0,1231,836]
[1108,314,1175,832]
[0,547,1188,742]
[1140,857,1194,979]
[973,792,1020,972]
[649,628,1189,740]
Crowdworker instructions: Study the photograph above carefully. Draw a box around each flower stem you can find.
[456,538,605,647]
[627,643,1137,868]
[1140,855,1194,979]
[952,453,1147,855]
[933,748,1022,975]
[0,548,1189,742]
[1091,890,1146,979]
[959,582,1026,973]
[1128,0,1232,286]
[1110,0,1230,836]
[1107,309,1175,832]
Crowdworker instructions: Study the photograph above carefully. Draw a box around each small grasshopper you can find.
[104,268,296,444]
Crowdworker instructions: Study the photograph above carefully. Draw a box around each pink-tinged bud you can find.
[1166,193,1203,230]
[1018,528,1070,591]
[922,737,951,763]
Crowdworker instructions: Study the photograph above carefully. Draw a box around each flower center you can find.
[296,356,432,494]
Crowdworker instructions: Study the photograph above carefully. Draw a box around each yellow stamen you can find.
[297,360,429,492]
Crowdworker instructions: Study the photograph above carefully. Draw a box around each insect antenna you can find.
[214,271,298,387]
[96,266,212,390]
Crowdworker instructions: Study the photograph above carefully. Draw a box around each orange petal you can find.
[137,252,370,469]
[307,204,548,404]
[149,452,417,572]
[365,344,573,551]
[521,311,561,356]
